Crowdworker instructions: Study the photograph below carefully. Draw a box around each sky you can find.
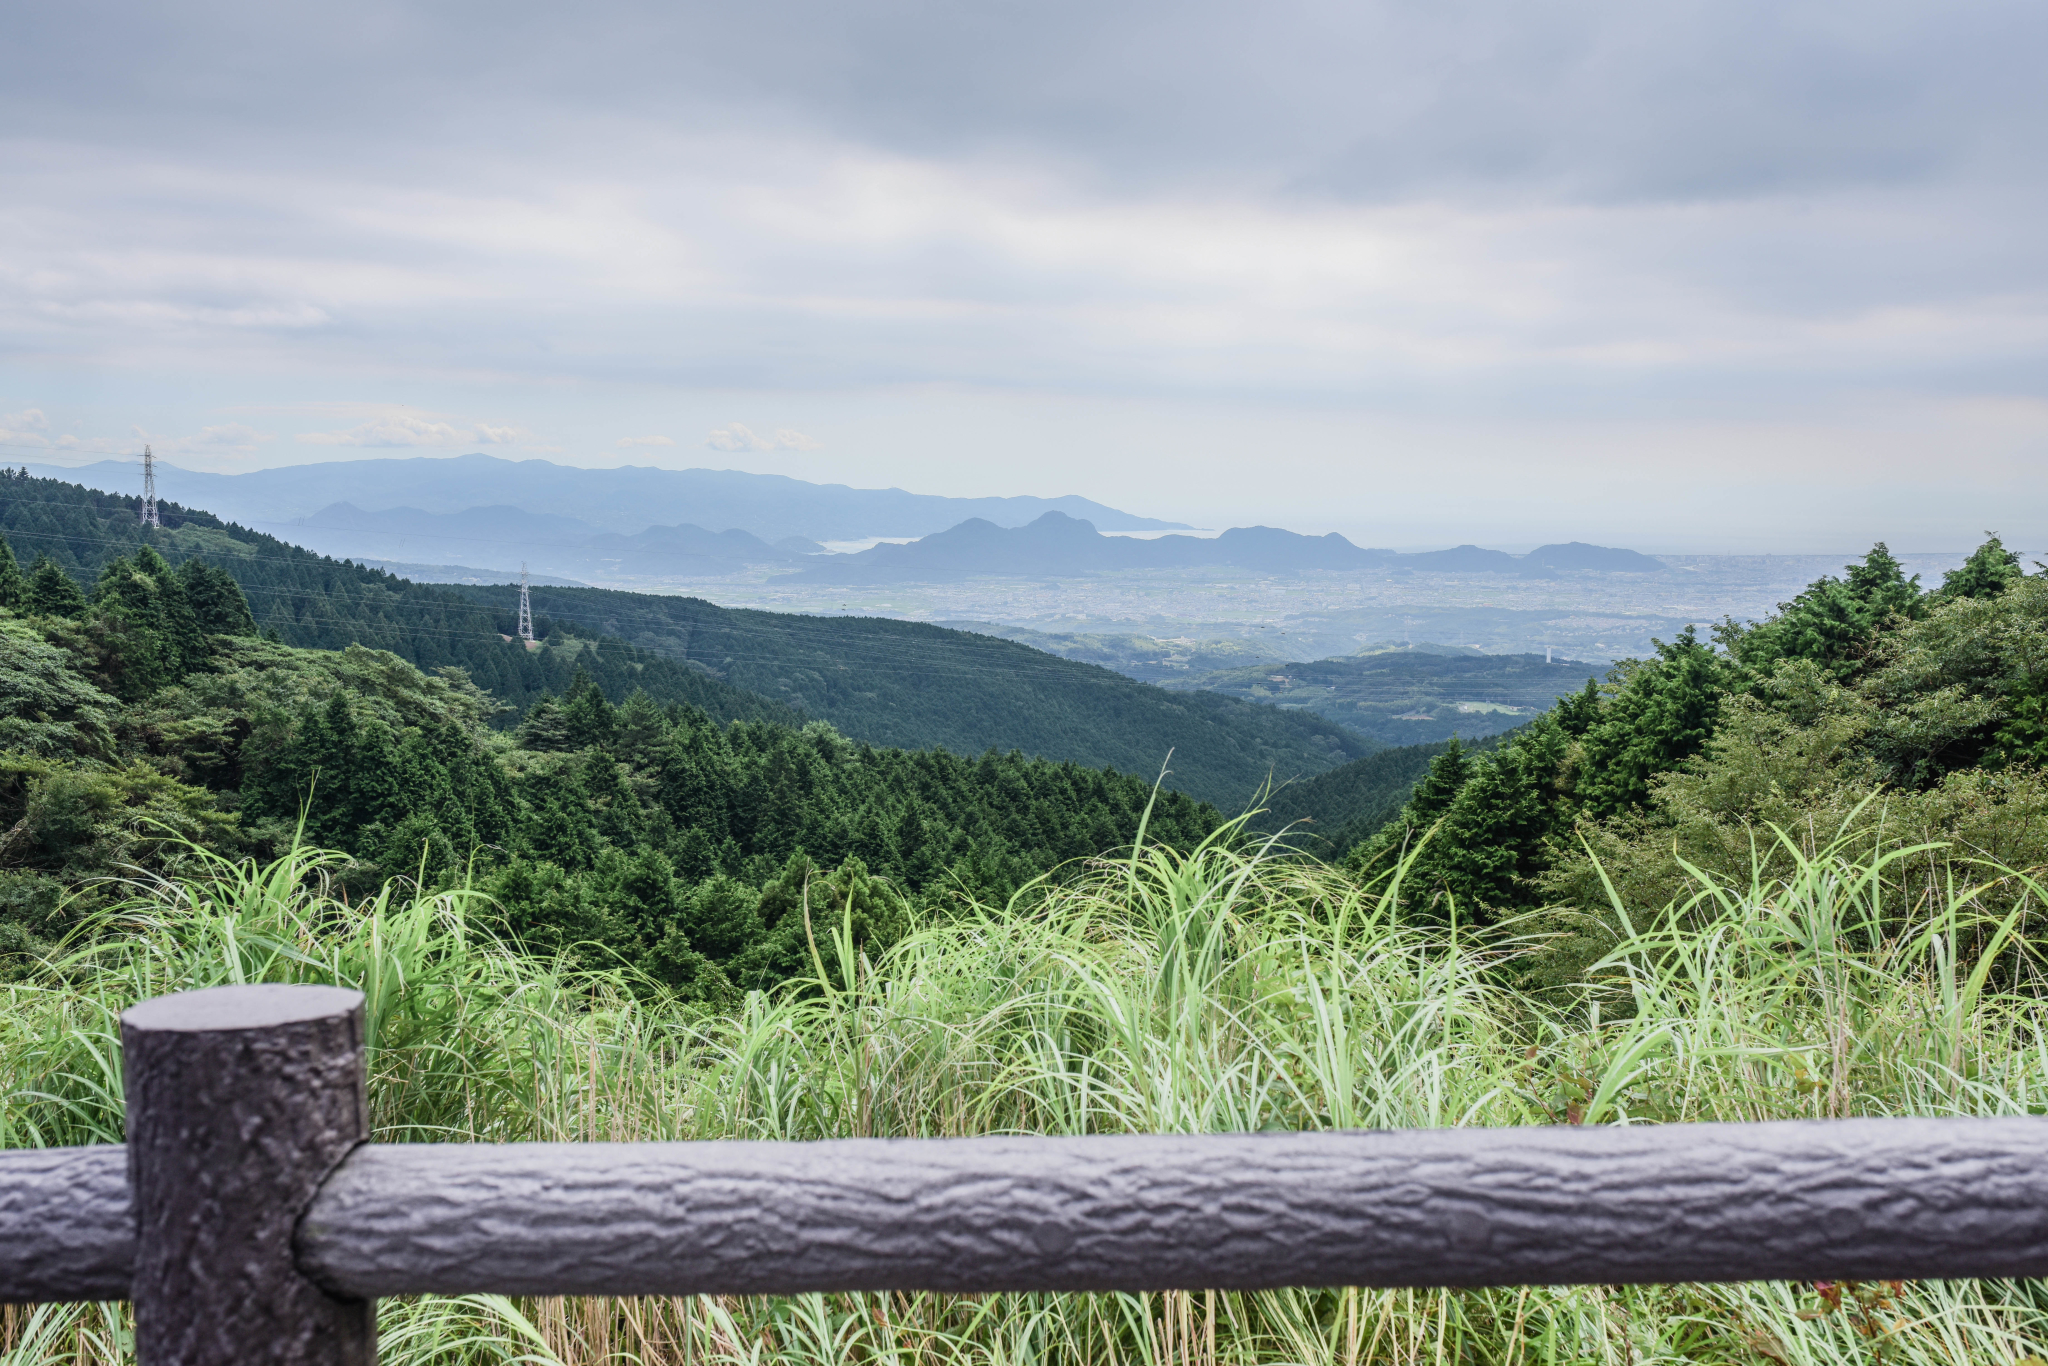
[1,0,2043,552]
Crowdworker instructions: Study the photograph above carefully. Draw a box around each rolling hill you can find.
[439,584,1377,810]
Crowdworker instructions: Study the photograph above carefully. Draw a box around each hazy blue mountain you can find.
[1395,544,1522,573]
[1195,525,1391,570]
[1353,640,1490,657]
[1522,541,1669,573]
[793,512,1397,581]
[789,512,1662,584]
[285,501,815,580]
[21,454,1185,542]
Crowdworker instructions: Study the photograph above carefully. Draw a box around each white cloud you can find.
[191,422,272,447]
[616,434,676,448]
[706,422,821,453]
[297,414,529,447]
[0,409,54,448]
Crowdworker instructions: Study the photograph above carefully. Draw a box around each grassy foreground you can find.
[4,828,2047,1365]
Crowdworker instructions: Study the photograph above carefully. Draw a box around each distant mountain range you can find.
[794,512,1667,582]
[286,502,816,579]
[18,454,1186,544]
[18,455,1666,586]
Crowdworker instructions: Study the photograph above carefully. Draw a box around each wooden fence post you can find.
[122,984,376,1365]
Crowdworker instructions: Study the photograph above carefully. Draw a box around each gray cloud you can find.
[0,0,2041,548]
[6,0,2038,201]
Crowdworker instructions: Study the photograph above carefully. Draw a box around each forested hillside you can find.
[0,471,800,727]
[439,583,1373,808]
[1354,535,2048,958]
[1,472,1372,809]
[0,527,1218,994]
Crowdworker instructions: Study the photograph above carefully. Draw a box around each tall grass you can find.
[5,829,2047,1364]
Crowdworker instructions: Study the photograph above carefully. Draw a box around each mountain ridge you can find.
[19,455,1186,543]
[793,512,1667,582]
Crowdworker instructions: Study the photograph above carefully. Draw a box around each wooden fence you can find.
[4,984,2047,1364]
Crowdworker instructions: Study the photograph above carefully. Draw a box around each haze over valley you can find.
[10,453,1983,750]
[23,453,1973,682]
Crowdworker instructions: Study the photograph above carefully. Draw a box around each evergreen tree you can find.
[26,555,86,617]
[1732,542,1924,681]
[1937,533,2025,602]
[1379,737,1467,836]
[514,695,575,751]
[613,689,667,763]
[1426,718,1571,921]
[1356,719,1570,924]
[1552,676,1604,737]
[177,559,257,634]
[674,874,766,962]
[84,556,181,699]
[132,546,207,675]
[560,670,618,750]
[245,693,405,847]
[1574,627,1731,818]
[0,531,24,610]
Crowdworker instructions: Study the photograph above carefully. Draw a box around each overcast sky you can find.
[1,0,2042,551]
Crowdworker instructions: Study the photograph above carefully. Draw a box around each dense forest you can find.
[1352,535,2048,955]
[0,472,1370,808]
[0,521,1217,997]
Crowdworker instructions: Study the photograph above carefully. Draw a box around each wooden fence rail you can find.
[4,984,2048,1364]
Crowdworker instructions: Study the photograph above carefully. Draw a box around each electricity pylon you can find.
[139,445,161,528]
[517,563,534,643]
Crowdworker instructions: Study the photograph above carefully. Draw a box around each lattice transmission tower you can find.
[517,563,534,643]
[139,445,161,528]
